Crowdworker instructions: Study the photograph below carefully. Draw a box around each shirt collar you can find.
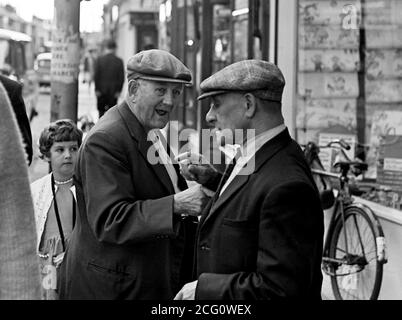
[219,124,286,162]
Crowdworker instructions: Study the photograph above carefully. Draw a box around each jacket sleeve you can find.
[195,181,323,299]
[79,130,177,245]
[10,83,33,165]
[93,57,100,91]
[116,58,125,93]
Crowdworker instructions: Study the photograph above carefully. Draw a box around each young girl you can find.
[31,119,83,300]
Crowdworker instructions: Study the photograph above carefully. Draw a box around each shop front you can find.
[277,0,402,299]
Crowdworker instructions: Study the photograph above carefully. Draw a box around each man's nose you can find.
[163,90,174,106]
[206,107,216,125]
[64,150,72,158]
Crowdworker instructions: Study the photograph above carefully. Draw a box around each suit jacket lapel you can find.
[201,129,292,227]
[117,102,175,193]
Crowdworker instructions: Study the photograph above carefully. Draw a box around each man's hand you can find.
[173,184,210,216]
[174,281,198,300]
[176,151,218,185]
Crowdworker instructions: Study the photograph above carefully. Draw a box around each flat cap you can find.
[127,49,192,85]
[198,60,285,101]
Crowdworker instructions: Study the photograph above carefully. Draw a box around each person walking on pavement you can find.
[94,39,124,119]
[83,48,97,92]
[175,60,324,300]
[59,49,210,300]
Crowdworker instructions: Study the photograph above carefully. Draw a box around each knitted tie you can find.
[210,156,238,207]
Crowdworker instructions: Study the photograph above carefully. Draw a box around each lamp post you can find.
[50,0,85,122]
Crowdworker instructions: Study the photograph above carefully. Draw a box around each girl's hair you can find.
[39,119,83,159]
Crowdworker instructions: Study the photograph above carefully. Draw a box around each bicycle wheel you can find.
[328,205,383,300]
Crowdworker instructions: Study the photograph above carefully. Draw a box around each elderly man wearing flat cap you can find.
[175,60,324,300]
[59,50,209,300]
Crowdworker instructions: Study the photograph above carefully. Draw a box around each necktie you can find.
[150,130,180,193]
[210,156,237,207]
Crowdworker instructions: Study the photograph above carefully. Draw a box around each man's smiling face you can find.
[132,79,184,130]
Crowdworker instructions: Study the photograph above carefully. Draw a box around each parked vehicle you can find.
[0,28,32,79]
[34,52,51,88]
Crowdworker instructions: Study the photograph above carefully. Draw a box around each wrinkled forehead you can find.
[211,91,244,104]
[145,79,184,90]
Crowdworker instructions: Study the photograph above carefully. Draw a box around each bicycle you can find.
[303,139,388,300]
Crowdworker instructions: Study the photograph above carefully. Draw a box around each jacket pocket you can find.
[222,218,257,230]
[87,262,132,277]
[218,221,258,272]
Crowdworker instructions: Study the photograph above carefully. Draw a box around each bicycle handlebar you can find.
[325,139,351,150]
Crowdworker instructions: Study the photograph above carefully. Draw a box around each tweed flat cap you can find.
[198,60,285,101]
[127,49,192,85]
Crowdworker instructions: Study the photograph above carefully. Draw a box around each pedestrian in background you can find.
[83,48,97,92]
[59,49,210,300]
[0,81,40,300]
[94,39,124,119]
[175,60,324,300]
[31,119,82,300]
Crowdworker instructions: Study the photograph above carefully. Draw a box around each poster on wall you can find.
[299,0,361,26]
[299,49,360,72]
[365,0,402,27]
[366,49,402,80]
[296,98,357,130]
[365,27,402,48]
[299,25,360,49]
[366,80,402,103]
[298,73,359,98]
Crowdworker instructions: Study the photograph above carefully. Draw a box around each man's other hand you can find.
[173,184,210,216]
[174,280,197,300]
[176,151,218,185]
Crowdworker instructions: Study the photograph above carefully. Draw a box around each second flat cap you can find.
[198,60,285,101]
[127,49,192,85]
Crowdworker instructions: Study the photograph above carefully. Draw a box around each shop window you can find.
[296,0,402,211]
[212,4,232,73]
[232,0,249,62]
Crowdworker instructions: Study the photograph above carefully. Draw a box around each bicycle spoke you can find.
[329,207,383,300]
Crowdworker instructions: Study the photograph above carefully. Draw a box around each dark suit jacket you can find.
[94,53,124,96]
[59,102,197,300]
[0,75,32,165]
[195,129,324,300]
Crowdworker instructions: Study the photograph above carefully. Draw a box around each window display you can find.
[297,0,402,211]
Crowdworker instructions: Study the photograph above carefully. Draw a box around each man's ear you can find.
[128,79,140,98]
[244,93,257,118]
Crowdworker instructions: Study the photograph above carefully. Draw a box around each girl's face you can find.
[45,141,79,180]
